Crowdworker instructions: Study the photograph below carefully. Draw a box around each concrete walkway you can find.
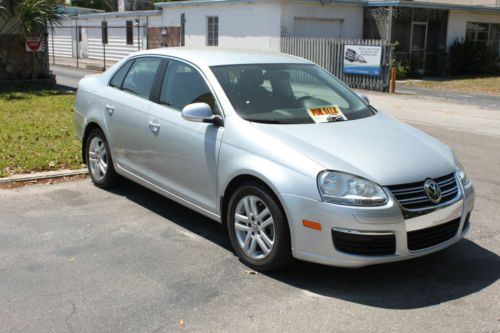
[50,56,116,72]
[395,82,500,111]
[364,91,500,138]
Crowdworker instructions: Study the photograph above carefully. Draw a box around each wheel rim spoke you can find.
[249,196,259,216]
[256,235,270,255]
[98,142,105,155]
[243,231,252,250]
[235,213,249,223]
[260,231,274,249]
[235,222,250,232]
[98,161,106,175]
[260,216,273,229]
[256,207,270,221]
[243,197,252,217]
[248,235,258,254]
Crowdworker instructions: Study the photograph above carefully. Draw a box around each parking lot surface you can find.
[1,94,499,332]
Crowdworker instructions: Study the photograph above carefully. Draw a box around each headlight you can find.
[455,159,471,187]
[317,171,388,206]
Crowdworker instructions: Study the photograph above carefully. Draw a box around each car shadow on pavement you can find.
[109,179,499,310]
[268,240,499,309]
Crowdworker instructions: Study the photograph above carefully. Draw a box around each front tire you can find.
[85,129,118,188]
[227,181,293,271]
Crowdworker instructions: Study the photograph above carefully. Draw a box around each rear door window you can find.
[121,57,162,99]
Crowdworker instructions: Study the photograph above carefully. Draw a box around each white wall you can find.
[280,2,364,39]
[48,16,75,58]
[447,10,500,46]
[162,2,282,51]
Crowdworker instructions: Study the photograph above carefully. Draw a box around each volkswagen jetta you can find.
[74,48,474,271]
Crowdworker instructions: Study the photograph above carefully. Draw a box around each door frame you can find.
[409,21,428,75]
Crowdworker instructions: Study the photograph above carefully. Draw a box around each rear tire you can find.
[85,129,119,188]
[226,181,293,271]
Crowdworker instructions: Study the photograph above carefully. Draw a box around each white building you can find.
[50,0,500,74]
[158,0,365,51]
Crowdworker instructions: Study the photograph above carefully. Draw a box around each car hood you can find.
[250,112,455,186]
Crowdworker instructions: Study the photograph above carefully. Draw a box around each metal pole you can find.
[75,21,79,69]
[103,23,106,71]
[146,16,149,49]
[137,17,140,51]
[51,26,55,65]
[385,7,393,93]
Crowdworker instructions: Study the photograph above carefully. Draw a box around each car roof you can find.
[131,47,312,66]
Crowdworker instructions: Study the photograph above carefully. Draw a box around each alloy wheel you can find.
[88,136,108,182]
[234,195,275,259]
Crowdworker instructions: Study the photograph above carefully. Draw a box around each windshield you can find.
[211,63,375,124]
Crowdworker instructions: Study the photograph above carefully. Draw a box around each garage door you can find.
[294,17,342,38]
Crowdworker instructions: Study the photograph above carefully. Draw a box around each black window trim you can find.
[108,56,166,102]
[109,58,135,90]
[107,55,225,118]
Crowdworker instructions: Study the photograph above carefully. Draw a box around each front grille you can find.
[388,173,459,210]
[407,217,461,251]
[332,230,396,256]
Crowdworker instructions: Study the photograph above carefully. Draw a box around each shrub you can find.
[448,39,500,76]
[392,59,410,80]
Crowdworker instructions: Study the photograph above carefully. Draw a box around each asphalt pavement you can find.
[0,64,497,332]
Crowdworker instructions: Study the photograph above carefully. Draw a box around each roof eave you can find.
[365,1,500,13]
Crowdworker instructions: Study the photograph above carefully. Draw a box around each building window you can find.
[78,26,82,42]
[126,20,133,45]
[207,16,218,46]
[180,13,185,46]
[101,21,108,45]
[466,22,500,49]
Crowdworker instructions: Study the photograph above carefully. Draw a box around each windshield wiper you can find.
[245,118,284,124]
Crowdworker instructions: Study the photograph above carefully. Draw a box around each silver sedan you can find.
[74,48,474,271]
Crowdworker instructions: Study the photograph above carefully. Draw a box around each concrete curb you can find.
[0,169,88,184]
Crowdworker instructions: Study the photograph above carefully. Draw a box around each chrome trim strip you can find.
[332,227,395,236]
[404,198,463,232]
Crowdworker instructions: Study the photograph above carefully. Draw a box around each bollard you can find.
[390,66,396,94]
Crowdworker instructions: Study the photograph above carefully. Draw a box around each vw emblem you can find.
[424,179,442,203]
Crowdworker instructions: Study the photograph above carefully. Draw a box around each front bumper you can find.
[282,178,475,268]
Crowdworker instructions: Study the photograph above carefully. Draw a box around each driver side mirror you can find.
[357,93,370,105]
[181,103,223,127]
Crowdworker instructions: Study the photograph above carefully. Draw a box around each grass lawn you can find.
[403,77,500,95]
[0,90,83,177]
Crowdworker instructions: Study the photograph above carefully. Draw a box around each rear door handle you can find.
[149,120,160,134]
[105,104,114,116]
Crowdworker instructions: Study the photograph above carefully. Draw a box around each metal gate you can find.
[281,36,392,92]
[147,27,181,48]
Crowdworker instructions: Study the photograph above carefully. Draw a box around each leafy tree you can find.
[0,0,64,79]
[70,0,114,11]
[0,0,63,36]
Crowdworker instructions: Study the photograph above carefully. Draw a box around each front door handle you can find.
[149,120,160,134]
[105,104,114,116]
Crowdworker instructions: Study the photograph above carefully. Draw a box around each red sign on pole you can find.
[26,37,42,52]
